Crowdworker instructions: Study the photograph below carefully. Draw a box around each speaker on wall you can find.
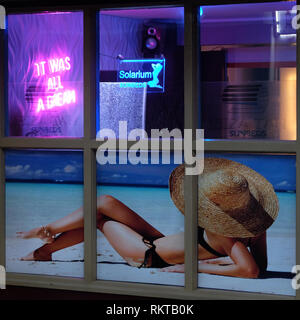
[142,25,162,58]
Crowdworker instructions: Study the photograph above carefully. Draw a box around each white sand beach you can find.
[5,184,296,297]
[6,230,295,296]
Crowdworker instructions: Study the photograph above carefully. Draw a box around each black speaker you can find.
[142,25,161,58]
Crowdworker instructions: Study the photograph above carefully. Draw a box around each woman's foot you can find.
[20,246,52,261]
[16,226,55,244]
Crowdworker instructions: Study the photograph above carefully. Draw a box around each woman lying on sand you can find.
[17,159,278,278]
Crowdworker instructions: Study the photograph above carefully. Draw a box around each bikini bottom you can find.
[138,237,172,269]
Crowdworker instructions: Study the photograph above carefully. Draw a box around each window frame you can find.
[0,0,298,300]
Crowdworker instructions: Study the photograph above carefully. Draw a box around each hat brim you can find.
[169,158,279,238]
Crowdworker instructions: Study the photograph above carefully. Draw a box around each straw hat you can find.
[169,158,279,238]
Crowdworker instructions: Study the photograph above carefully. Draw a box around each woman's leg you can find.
[16,207,84,243]
[20,221,151,264]
[20,221,150,265]
[99,220,153,267]
[17,195,164,242]
[20,216,185,265]
[99,220,184,267]
[20,221,159,264]
[97,195,164,240]
[20,228,84,261]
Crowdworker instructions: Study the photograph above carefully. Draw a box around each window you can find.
[5,149,84,277]
[0,1,298,300]
[196,1,297,297]
[200,2,297,140]
[198,153,296,295]
[98,7,184,138]
[96,151,184,286]
[7,12,84,137]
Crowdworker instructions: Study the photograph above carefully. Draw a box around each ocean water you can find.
[6,183,84,238]
[269,192,296,237]
[5,182,185,237]
[96,185,184,235]
[6,182,293,237]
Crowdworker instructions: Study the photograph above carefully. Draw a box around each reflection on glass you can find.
[197,153,296,296]
[7,12,84,137]
[200,2,296,140]
[5,150,84,277]
[96,151,184,286]
[98,7,184,137]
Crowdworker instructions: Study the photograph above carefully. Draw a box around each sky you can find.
[4,150,296,191]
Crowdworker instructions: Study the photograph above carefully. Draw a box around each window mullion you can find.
[0,13,6,269]
[0,148,5,268]
[296,3,300,300]
[0,23,4,139]
[184,2,199,292]
[83,8,98,282]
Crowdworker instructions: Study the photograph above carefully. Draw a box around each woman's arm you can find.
[199,233,268,274]
[200,256,233,265]
[161,240,260,278]
[197,241,260,278]
[249,231,267,273]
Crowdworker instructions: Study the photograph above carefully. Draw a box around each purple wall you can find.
[100,14,143,71]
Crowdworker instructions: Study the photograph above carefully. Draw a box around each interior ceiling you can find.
[101,2,295,23]
[100,7,184,21]
[202,2,295,23]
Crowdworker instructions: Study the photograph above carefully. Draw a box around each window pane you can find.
[96,151,184,286]
[98,7,184,138]
[197,153,296,296]
[199,2,296,140]
[5,150,84,278]
[7,12,83,137]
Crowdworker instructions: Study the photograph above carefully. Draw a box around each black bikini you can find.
[138,238,171,268]
[139,228,226,269]
[197,226,227,257]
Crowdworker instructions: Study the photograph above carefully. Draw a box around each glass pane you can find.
[96,151,184,286]
[5,150,84,277]
[199,2,297,140]
[7,12,83,137]
[197,153,296,296]
[98,7,184,138]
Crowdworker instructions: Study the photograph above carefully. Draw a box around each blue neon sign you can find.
[118,59,165,93]
[200,7,203,17]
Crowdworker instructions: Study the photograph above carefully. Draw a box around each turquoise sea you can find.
[5,182,184,238]
[6,182,295,238]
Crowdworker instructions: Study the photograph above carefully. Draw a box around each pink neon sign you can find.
[34,56,76,113]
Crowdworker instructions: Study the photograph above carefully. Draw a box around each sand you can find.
[5,185,296,297]
[5,229,296,297]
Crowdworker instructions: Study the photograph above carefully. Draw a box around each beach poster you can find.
[5,150,84,278]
